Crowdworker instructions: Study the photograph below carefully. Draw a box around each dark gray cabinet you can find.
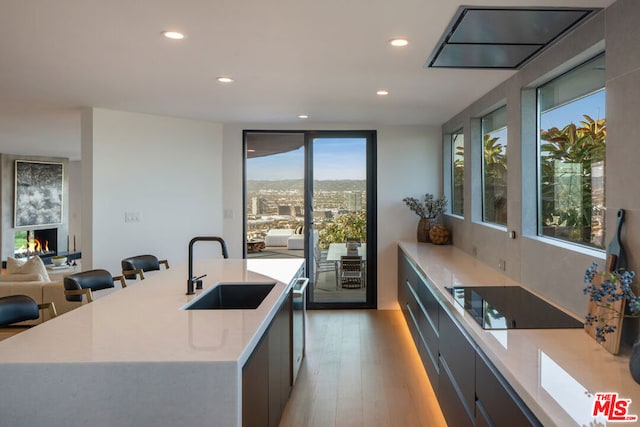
[475,351,542,427]
[438,308,475,426]
[268,292,292,427]
[397,251,439,391]
[397,247,541,427]
[438,355,474,427]
[242,291,293,427]
[242,333,269,427]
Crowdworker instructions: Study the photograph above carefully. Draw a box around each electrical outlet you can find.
[498,259,506,271]
[224,209,233,219]
[471,245,477,257]
[124,211,141,223]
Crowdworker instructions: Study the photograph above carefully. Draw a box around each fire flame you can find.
[26,237,49,254]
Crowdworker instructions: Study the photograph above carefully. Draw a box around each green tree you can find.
[483,133,508,225]
[318,211,366,249]
[453,144,464,215]
[540,115,606,246]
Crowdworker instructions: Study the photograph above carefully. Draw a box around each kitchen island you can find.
[0,258,305,427]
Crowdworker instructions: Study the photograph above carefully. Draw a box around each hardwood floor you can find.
[279,310,446,427]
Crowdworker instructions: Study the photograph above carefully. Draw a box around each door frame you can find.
[305,130,377,309]
[243,129,377,309]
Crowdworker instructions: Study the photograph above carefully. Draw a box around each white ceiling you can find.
[0,0,614,160]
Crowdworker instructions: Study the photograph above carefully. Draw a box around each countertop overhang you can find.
[0,258,305,366]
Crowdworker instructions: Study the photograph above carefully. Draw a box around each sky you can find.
[540,90,605,130]
[247,138,366,181]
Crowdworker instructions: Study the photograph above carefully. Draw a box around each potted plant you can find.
[403,193,447,242]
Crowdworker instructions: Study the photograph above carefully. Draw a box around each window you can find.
[537,55,605,249]
[481,106,508,226]
[451,129,464,216]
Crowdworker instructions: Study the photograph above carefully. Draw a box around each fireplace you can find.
[14,228,58,258]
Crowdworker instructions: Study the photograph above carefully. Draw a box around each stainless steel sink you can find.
[183,282,276,310]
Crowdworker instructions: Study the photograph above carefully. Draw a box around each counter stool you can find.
[0,295,57,327]
[64,269,127,303]
[121,254,170,280]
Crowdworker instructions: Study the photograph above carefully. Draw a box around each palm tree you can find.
[483,133,507,225]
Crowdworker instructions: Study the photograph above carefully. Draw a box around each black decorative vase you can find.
[630,339,640,384]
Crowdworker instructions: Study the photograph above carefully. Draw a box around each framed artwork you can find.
[14,160,64,227]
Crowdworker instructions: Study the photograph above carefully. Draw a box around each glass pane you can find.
[312,137,367,303]
[451,129,464,216]
[539,87,606,248]
[245,133,305,259]
[482,106,508,226]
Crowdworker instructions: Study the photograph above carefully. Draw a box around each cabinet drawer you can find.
[475,352,542,427]
[412,272,439,331]
[439,309,475,419]
[439,355,474,427]
[404,291,439,389]
[406,282,438,365]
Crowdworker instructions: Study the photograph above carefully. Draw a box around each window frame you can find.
[535,54,606,250]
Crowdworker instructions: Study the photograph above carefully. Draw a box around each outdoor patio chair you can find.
[339,255,363,289]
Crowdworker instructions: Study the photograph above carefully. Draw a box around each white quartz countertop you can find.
[0,258,305,366]
[399,241,640,427]
[0,258,305,427]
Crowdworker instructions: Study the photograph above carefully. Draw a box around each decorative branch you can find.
[583,262,640,343]
[403,194,447,219]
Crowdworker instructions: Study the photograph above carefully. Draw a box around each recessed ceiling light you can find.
[389,38,409,47]
[216,76,234,83]
[298,114,309,119]
[162,31,185,40]
[376,90,389,96]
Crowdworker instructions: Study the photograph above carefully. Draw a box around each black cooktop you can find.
[447,286,583,330]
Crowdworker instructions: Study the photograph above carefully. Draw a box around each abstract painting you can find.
[14,160,63,227]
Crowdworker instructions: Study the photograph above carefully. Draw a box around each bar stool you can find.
[121,255,170,280]
[63,269,127,303]
[0,295,57,327]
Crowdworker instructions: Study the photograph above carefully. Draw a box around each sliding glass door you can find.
[244,130,376,309]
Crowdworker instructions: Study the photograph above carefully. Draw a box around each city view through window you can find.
[246,138,367,250]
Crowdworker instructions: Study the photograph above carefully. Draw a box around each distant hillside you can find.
[248,179,365,192]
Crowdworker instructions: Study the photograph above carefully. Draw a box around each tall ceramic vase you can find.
[417,218,431,243]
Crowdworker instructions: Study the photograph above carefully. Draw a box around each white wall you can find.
[377,126,441,308]
[222,123,441,309]
[82,108,224,274]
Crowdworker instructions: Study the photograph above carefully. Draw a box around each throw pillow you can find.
[6,257,26,274]
[7,256,50,282]
[0,273,43,282]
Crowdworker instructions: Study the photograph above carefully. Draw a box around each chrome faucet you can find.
[187,236,229,295]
